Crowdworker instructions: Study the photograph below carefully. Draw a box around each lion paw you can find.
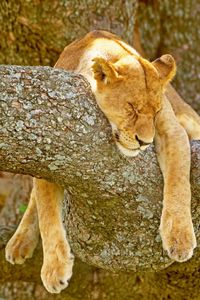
[5,232,38,265]
[41,241,74,294]
[160,212,197,262]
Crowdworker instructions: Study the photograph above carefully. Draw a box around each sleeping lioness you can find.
[5,30,200,293]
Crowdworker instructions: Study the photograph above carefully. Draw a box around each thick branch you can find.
[0,224,199,300]
[0,65,200,273]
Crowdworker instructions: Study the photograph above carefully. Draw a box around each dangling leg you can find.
[34,178,74,294]
[155,97,196,262]
[5,185,39,264]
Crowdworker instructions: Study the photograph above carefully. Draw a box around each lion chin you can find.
[115,142,140,157]
[116,142,151,157]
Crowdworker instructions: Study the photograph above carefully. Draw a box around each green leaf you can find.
[19,204,27,214]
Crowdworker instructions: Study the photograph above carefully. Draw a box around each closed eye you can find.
[127,102,138,113]
[126,102,138,122]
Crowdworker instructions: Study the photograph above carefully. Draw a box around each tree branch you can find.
[0,65,200,274]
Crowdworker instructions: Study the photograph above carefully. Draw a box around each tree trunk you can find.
[0,221,200,300]
[1,0,200,299]
[137,0,200,113]
[0,66,200,299]
[1,0,199,112]
[0,0,138,66]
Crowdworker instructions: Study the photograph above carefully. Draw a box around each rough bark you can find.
[1,0,199,113]
[1,1,200,298]
[5,174,200,300]
[0,0,138,66]
[137,0,200,113]
[0,65,200,276]
[0,213,200,300]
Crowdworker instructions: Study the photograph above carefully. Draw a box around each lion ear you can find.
[152,54,176,86]
[92,57,122,84]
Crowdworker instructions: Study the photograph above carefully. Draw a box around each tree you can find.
[0,1,200,299]
[0,65,200,299]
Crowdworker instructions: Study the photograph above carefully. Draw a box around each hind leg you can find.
[5,186,39,264]
[34,178,74,294]
[176,113,200,140]
[166,85,200,140]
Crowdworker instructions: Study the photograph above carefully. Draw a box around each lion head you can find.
[92,54,176,156]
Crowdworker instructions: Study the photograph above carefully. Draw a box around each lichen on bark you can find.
[1,1,200,297]
[0,65,200,276]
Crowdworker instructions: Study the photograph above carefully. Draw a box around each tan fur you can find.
[5,30,200,293]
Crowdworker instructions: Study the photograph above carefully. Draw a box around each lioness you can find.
[5,30,200,293]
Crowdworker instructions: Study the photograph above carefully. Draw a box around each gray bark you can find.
[137,0,200,114]
[0,65,200,274]
[0,0,138,66]
[0,223,200,300]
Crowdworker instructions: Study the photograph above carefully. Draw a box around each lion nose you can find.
[135,135,150,147]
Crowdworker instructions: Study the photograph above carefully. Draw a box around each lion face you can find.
[92,54,176,157]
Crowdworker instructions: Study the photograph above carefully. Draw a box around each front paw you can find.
[41,240,74,294]
[5,232,38,265]
[160,210,197,262]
